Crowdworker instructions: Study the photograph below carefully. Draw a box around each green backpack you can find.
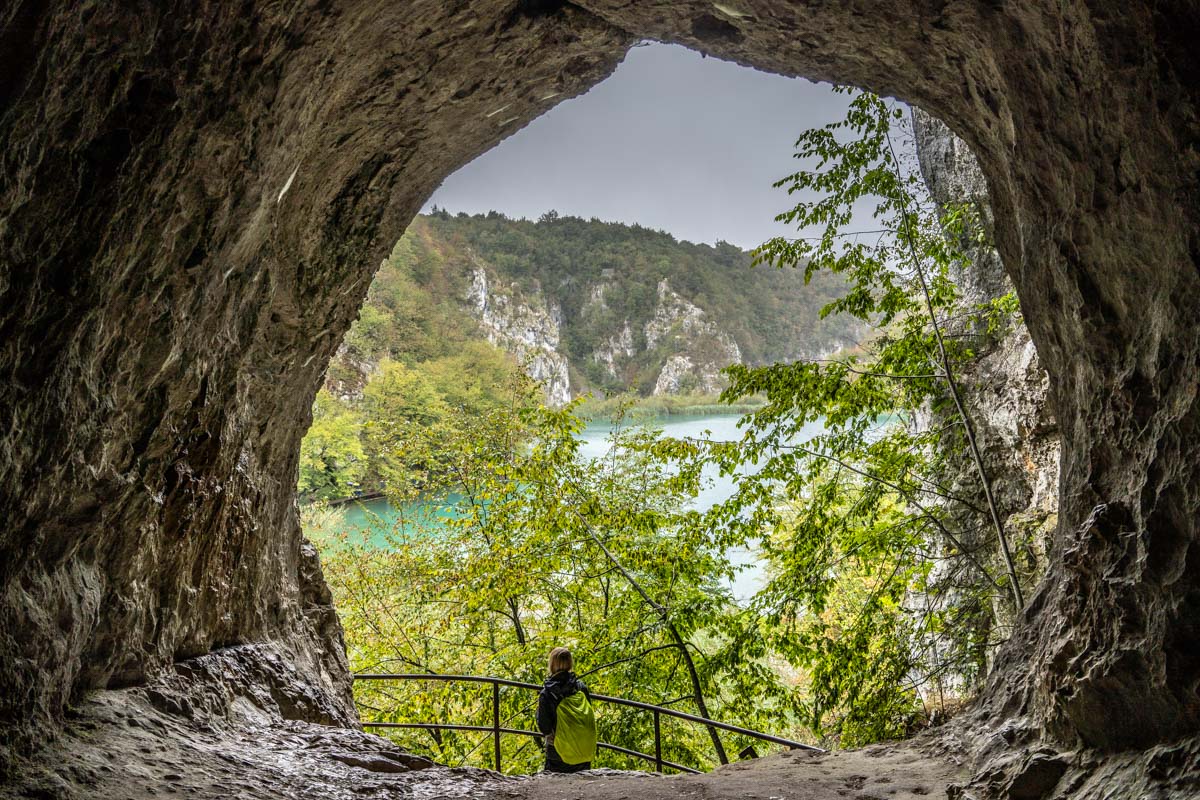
[554,691,597,765]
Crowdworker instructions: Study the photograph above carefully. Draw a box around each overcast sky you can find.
[424,43,859,250]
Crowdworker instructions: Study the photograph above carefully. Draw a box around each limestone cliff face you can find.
[588,277,744,396]
[643,279,743,395]
[415,212,866,399]
[465,265,572,406]
[913,108,1062,623]
[649,354,702,395]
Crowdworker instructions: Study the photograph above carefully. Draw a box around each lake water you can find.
[580,413,825,602]
[314,412,828,605]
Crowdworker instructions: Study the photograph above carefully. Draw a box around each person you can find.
[536,647,597,773]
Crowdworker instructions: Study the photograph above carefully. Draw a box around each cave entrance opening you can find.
[298,41,1050,773]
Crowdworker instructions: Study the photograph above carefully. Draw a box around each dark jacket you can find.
[536,670,590,738]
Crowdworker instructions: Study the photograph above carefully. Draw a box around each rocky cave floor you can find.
[1,647,965,800]
[8,681,1200,800]
[516,746,961,800]
[4,689,963,800]
[6,647,1199,799]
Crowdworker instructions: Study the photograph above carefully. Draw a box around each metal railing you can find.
[354,673,824,774]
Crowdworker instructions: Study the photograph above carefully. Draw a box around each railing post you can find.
[653,709,662,773]
[492,680,502,774]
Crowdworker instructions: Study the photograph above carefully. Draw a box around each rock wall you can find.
[909,109,1062,698]
[913,108,1062,595]
[2,2,1199,796]
[465,265,572,406]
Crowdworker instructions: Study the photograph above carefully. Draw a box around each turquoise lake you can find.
[311,413,829,604]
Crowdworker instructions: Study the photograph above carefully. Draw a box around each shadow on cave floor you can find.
[1,645,964,800]
[5,690,963,800]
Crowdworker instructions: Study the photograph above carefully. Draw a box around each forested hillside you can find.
[328,211,863,402]
[300,212,863,501]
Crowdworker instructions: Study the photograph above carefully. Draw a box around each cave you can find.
[1,1,1198,797]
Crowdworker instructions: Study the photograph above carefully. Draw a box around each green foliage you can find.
[657,89,1019,743]
[338,232,483,377]
[361,359,454,491]
[298,390,366,501]
[320,394,812,773]
[982,291,1021,336]
[299,339,530,500]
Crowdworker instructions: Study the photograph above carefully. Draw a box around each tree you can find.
[323,393,806,773]
[661,89,1023,743]
[360,359,453,491]
[298,390,365,501]
[421,341,531,417]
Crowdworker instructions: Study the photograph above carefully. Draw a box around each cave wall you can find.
[2,0,1198,778]
[914,106,1062,635]
[0,0,631,760]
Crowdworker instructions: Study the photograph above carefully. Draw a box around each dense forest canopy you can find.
[329,211,863,399]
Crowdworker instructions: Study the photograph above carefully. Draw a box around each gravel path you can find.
[515,744,963,800]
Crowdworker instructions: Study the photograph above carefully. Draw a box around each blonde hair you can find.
[547,646,574,676]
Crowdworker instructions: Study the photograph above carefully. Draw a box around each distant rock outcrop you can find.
[591,319,636,380]
[643,280,741,395]
[465,265,572,406]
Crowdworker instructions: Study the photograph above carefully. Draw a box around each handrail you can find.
[364,721,701,774]
[353,672,824,775]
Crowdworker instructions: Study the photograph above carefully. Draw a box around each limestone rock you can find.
[323,342,377,403]
[1005,751,1070,799]
[465,265,572,406]
[0,646,476,799]
[652,355,694,395]
[591,319,636,380]
[643,279,739,360]
[644,279,741,395]
[912,108,1009,307]
[325,750,434,774]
